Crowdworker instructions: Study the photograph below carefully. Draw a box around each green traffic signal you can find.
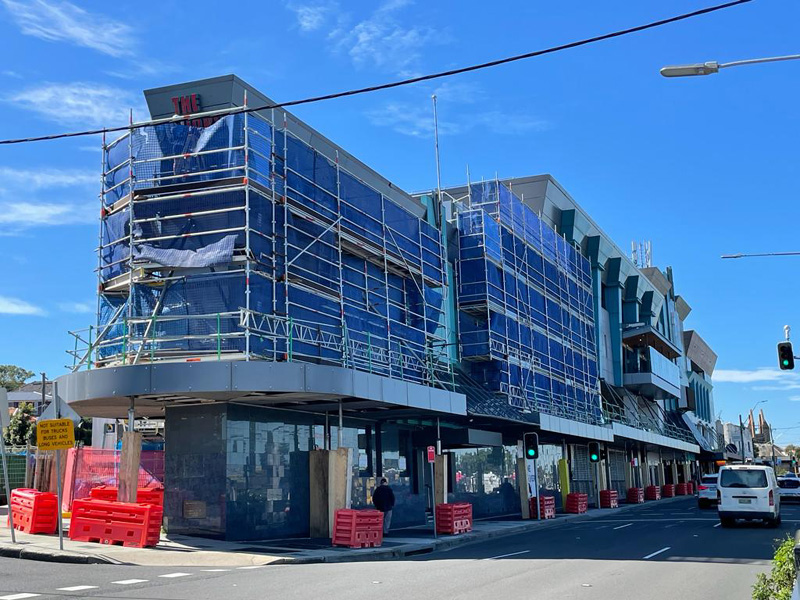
[527,448,535,457]
[590,453,599,461]
[588,441,601,463]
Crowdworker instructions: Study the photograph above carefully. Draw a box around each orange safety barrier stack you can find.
[645,485,661,501]
[436,502,473,534]
[686,482,694,495]
[69,499,162,548]
[662,484,675,498]
[89,485,164,507]
[600,490,618,508]
[675,483,688,496]
[332,509,384,548]
[8,489,58,535]
[530,496,556,519]
[565,492,588,514]
[626,487,644,504]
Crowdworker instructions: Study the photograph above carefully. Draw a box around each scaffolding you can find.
[69,104,451,389]
[455,180,602,424]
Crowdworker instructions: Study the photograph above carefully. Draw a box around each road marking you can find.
[613,523,633,530]
[237,566,266,570]
[201,569,232,572]
[486,550,530,560]
[57,586,99,592]
[0,594,41,600]
[112,579,149,585]
[713,523,722,528]
[643,546,671,560]
[159,573,192,578]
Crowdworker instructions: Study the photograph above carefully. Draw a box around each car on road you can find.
[697,473,719,508]
[777,474,800,502]
[717,464,781,528]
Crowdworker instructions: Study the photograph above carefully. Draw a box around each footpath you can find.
[0,497,689,567]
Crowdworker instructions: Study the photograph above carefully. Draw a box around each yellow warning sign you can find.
[37,418,75,451]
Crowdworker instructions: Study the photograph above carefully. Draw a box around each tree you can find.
[0,365,34,392]
[3,402,35,446]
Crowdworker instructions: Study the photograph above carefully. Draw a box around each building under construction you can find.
[59,75,718,541]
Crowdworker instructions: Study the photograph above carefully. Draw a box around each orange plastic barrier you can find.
[332,509,384,548]
[69,499,162,548]
[89,485,164,507]
[627,487,644,504]
[600,490,618,508]
[436,503,473,534]
[676,483,688,496]
[662,484,675,498]
[8,489,58,535]
[566,492,588,514]
[645,485,661,501]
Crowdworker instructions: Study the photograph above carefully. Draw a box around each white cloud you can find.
[789,396,800,402]
[1,0,134,57]
[330,0,446,74]
[286,1,335,32]
[0,295,46,316]
[367,102,463,138]
[1,70,22,78]
[0,167,95,190]
[714,368,797,384]
[58,301,94,314]
[0,166,97,230]
[7,82,140,127]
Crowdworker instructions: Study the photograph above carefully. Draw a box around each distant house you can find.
[7,381,52,416]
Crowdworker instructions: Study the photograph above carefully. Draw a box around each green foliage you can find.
[2,401,35,446]
[0,365,34,392]
[752,536,797,600]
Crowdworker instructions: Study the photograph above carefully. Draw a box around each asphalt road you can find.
[0,497,796,600]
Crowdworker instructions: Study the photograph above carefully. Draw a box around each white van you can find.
[717,465,781,528]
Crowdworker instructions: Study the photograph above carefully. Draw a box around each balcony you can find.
[623,346,681,399]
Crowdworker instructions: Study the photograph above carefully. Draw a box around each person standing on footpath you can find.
[372,478,395,535]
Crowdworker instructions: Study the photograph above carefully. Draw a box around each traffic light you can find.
[523,432,539,460]
[588,442,601,463]
[778,341,795,370]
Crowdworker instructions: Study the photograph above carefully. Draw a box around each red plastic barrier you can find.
[69,499,162,548]
[645,485,661,501]
[332,509,384,548]
[565,492,588,514]
[8,489,58,535]
[600,490,618,509]
[627,487,644,504]
[436,503,473,534]
[530,496,556,519]
[676,483,688,496]
[89,485,164,507]
[662,484,675,498]
[686,482,694,495]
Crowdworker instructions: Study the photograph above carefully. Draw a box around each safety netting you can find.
[457,181,602,423]
[95,110,448,386]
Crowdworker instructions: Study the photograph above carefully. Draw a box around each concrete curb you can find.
[0,496,691,566]
[0,542,116,564]
[283,495,691,565]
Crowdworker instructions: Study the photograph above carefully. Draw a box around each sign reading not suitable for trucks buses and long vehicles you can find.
[37,418,75,451]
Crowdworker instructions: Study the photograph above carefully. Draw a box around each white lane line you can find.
[486,550,530,560]
[58,586,99,592]
[237,566,266,570]
[713,523,722,528]
[613,523,633,530]
[159,573,192,579]
[0,594,41,600]
[201,569,232,572]
[112,579,149,585]
[643,546,671,560]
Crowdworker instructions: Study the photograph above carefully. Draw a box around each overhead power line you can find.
[0,0,752,147]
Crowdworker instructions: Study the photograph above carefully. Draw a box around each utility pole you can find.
[739,414,746,464]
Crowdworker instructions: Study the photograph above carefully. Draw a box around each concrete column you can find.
[558,458,570,508]
[658,462,666,487]
[309,448,353,538]
[671,462,679,485]
[433,454,448,505]
[517,457,531,519]
[604,258,624,386]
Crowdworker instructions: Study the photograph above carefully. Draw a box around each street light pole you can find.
[661,54,800,77]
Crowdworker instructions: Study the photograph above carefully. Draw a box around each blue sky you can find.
[0,0,798,442]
